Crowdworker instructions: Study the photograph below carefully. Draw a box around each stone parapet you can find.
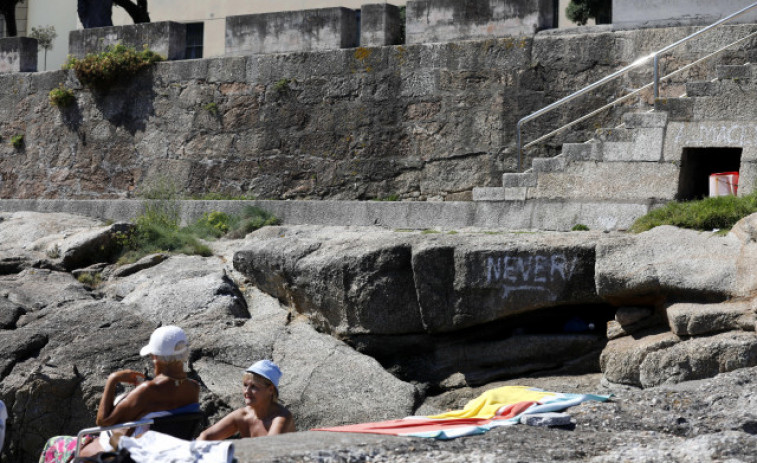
[405,0,556,44]
[360,3,402,47]
[68,21,187,60]
[226,8,358,55]
[612,0,757,28]
[0,37,37,73]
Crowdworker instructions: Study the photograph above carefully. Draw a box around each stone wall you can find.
[225,8,358,55]
[68,21,187,61]
[0,25,754,201]
[405,0,556,44]
[0,37,37,73]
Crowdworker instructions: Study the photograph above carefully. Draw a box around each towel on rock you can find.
[119,431,234,463]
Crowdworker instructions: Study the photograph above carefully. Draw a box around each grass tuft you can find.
[630,193,757,233]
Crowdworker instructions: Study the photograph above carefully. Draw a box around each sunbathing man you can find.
[40,325,201,462]
[198,360,295,440]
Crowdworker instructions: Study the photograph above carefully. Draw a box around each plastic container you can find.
[709,171,739,197]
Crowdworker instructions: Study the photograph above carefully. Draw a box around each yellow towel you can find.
[429,386,556,420]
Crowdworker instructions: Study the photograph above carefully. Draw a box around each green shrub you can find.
[118,221,212,265]
[10,134,24,148]
[77,272,102,287]
[571,224,590,231]
[630,193,757,233]
[185,211,231,240]
[49,84,76,107]
[64,44,164,90]
[226,206,280,239]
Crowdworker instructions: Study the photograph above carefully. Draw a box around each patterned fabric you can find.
[39,434,94,463]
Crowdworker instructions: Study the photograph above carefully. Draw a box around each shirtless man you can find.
[80,326,201,457]
[40,325,201,462]
[198,360,295,440]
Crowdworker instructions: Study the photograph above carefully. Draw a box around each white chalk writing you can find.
[485,253,579,301]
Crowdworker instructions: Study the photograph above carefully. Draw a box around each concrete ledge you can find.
[226,8,358,55]
[0,37,37,73]
[0,199,653,232]
[68,21,187,60]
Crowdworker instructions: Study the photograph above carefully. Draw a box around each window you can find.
[185,22,204,59]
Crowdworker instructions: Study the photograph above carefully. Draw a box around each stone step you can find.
[561,142,601,162]
[531,155,567,173]
[716,64,752,81]
[622,111,667,128]
[502,172,536,187]
[655,97,693,121]
[471,186,527,201]
[594,126,633,143]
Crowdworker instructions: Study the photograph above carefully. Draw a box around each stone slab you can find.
[68,21,187,60]
[612,0,757,28]
[226,8,358,55]
[405,0,555,45]
[360,3,402,47]
[0,37,37,73]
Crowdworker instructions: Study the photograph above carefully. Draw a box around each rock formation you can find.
[1,211,757,462]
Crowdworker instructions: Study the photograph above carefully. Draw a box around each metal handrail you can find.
[522,29,757,153]
[516,1,757,171]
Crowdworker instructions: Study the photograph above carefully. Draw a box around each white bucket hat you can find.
[246,360,282,390]
[140,325,188,357]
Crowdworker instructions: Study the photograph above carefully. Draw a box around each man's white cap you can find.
[140,325,188,357]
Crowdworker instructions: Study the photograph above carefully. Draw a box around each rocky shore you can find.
[1,211,756,462]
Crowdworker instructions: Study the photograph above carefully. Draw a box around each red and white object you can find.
[709,171,739,197]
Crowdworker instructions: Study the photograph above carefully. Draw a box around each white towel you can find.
[120,430,234,463]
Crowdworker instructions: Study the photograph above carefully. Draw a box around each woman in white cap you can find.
[198,359,294,440]
[40,325,200,462]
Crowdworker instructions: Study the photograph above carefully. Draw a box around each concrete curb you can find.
[0,199,655,231]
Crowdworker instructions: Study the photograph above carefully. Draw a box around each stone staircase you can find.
[473,63,757,214]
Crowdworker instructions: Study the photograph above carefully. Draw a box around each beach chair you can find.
[73,408,203,460]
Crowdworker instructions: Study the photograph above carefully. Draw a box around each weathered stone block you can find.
[666,302,754,336]
[226,8,358,55]
[360,3,402,47]
[0,37,37,73]
[406,0,556,44]
[596,226,741,302]
[600,329,680,387]
[502,172,537,188]
[612,0,757,28]
[68,21,187,60]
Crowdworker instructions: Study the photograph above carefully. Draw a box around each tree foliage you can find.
[566,0,611,26]
[0,0,23,37]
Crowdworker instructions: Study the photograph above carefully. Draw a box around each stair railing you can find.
[516,1,757,172]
